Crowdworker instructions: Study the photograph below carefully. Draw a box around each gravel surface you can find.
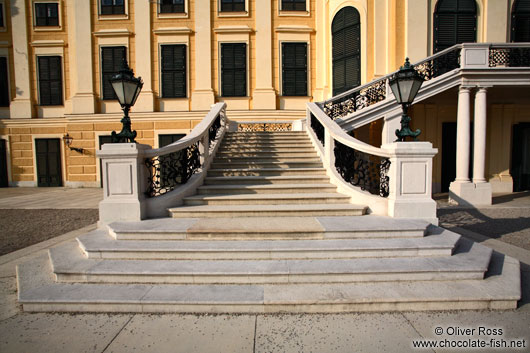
[438,208,530,250]
[0,209,98,256]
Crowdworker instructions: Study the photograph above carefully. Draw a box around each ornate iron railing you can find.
[334,141,390,197]
[489,46,530,67]
[310,113,325,147]
[209,114,222,145]
[414,47,461,80]
[237,122,292,132]
[145,143,201,197]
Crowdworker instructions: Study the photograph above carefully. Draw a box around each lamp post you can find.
[389,58,424,142]
[110,58,143,143]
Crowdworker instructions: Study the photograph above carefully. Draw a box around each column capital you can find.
[459,86,474,93]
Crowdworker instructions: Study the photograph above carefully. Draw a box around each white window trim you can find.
[218,41,250,98]
[279,40,310,97]
[157,0,189,19]
[278,0,310,17]
[32,0,62,31]
[98,0,129,20]
[217,0,250,18]
[158,43,190,99]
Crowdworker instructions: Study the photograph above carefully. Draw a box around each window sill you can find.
[98,14,129,21]
[157,12,189,19]
[33,26,62,32]
[218,11,249,18]
[278,10,310,17]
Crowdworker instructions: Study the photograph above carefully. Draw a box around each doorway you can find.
[511,123,530,191]
[0,139,8,187]
[35,138,62,187]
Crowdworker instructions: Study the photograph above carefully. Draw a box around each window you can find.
[160,0,184,13]
[433,0,477,53]
[101,46,126,100]
[0,57,8,106]
[101,0,125,15]
[37,56,63,106]
[332,6,361,95]
[0,3,4,27]
[220,0,245,12]
[220,43,246,97]
[161,45,187,98]
[35,3,59,26]
[511,0,530,42]
[282,43,307,96]
[281,0,306,11]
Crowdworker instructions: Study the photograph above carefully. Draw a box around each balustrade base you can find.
[449,181,492,206]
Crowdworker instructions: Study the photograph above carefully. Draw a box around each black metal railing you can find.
[334,141,390,197]
[414,47,461,80]
[208,114,221,145]
[489,47,530,67]
[237,123,293,132]
[310,113,325,147]
[145,142,201,197]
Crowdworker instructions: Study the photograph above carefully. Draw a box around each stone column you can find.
[473,87,488,183]
[133,0,155,112]
[253,0,276,109]
[67,0,96,114]
[191,0,215,110]
[10,0,33,118]
[455,86,471,183]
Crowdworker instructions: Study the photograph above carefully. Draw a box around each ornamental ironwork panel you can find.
[145,142,201,197]
[209,114,222,145]
[237,123,293,132]
[489,47,530,67]
[334,141,390,197]
[310,113,325,147]
[321,78,387,120]
[413,48,461,81]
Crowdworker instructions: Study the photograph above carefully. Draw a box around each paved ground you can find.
[0,188,528,353]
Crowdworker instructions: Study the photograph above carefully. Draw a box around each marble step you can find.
[196,183,336,195]
[77,229,459,260]
[213,156,321,163]
[49,238,492,284]
[203,176,331,185]
[168,203,366,218]
[215,151,318,158]
[217,146,316,153]
[183,193,350,206]
[18,249,520,313]
[220,141,314,147]
[221,137,311,143]
[207,167,327,177]
[107,216,430,240]
[211,161,324,169]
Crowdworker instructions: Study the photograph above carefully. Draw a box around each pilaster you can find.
[133,0,155,112]
[253,0,276,109]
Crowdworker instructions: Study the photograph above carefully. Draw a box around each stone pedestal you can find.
[449,181,492,206]
[97,143,150,226]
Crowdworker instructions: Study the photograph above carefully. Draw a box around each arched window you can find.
[512,0,530,42]
[433,0,477,53]
[332,6,360,96]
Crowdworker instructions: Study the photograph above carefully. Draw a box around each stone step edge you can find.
[17,252,520,313]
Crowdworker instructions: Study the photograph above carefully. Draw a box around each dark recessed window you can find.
[101,0,125,15]
[221,43,246,97]
[35,3,59,26]
[0,4,4,27]
[281,0,306,11]
[0,57,9,107]
[433,0,477,53]
[161,45,187,98]
[38,56,63,106]
[511,0,530,42]
[160,0,185,13]
[101,46,126,100]
[220,0,245,12]
[282,43,307,96]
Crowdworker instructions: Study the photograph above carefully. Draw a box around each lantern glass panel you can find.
[111,81,126,105]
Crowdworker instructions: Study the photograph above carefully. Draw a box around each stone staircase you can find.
[16,131,521,313]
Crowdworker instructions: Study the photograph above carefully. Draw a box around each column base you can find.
[70,94,96,114]
[252,89,276,109]
[449,181,492,206]
[388,199,438,226]
[10,99,33,119]
[191,89,215,111]
[133,91,155,112]
[489,174,513,194]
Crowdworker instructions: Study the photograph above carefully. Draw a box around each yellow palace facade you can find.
[0,0,529,195]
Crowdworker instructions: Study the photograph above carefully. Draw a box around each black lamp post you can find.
[110,58,143,143]
[389,58,424,142]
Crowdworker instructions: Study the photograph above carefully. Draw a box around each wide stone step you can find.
[168,204,366,218]
[203,176,331,185]
[207,167,327,177]
[225,132,307,136]
[215,151,318,158]
[77,229,459,260]
[222,137,310,143]
[211,161,323,169]
[18,250,520,313]
[183,193,350,205]
[213,156,320,163]
[218,147,315,153]
[220,141,314,147]
[196,183,336,195]
[49,238,492,284]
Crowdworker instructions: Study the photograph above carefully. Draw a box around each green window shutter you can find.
[221,43,246,97]
[0,57,8,107]
[161,45,187,98]
[101,46,126,100]
[282,42,307,96]
[512,0,530,42]
[38,56,63,106]
[434,0,477,53]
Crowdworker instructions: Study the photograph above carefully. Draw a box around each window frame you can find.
[36,55,63,106]
[218,0,249,17]
[511,0,530,42]
[281,42,309,97]
[278,0,309,16]
[32,1,61,29]
[219,42,248,98]
[158,0,186,15]
[159,44,188,99]
[99,0,127,18]
[0,56,9,107]
[0,2,5,29]
[100,46,127,101]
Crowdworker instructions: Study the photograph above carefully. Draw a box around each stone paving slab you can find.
[0,188,103,209]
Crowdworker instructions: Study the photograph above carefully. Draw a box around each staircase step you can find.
[213,157,321,163]
[215,151,318,158]
[77,229,459,260]
[169,204,366,217]
[196,183,336,195]
[203,176,331,185]
[183,192,350,205]
[218,147,316,153]
[211,161,323,169]
[17,250,520,313]
[220,141,314,147]
[207,167,327,177]
[49,238,492,284]
[222,137,310,143]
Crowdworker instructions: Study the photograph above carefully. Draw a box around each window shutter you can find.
[221,43,246,97]
[0,57,8,107]
[282,43,307,96]
[332,6,361,95]
[0,4,3,27]
[434,0,477,52]
[512,0,530,42]
[38,56,62,106]
[102,47,126,100]
[161,45,186,98]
